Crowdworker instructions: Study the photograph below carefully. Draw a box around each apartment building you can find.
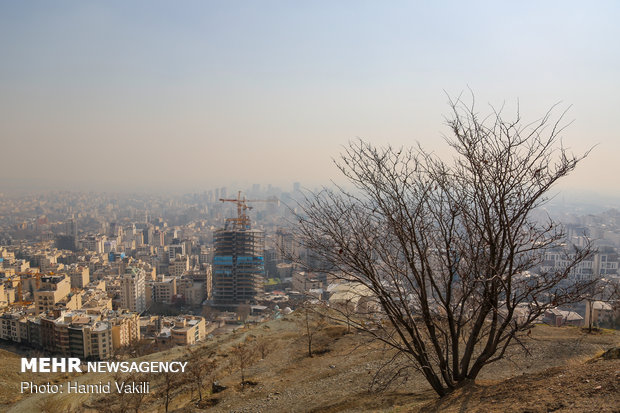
[120,267,146,313]
[34,275,71,315]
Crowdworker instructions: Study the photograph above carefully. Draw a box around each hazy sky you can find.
[1,1,619,194]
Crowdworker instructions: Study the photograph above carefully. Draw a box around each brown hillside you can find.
[3,319,619,413]
[422,357,620,413]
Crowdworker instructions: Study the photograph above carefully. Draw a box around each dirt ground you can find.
[3,319,619,413]
[181,320,620,413]
[423,358,620,413]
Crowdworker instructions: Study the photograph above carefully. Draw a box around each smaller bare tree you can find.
[231,338,257,387]
[126,372,149,413]
[107,372,132,413]
[296,302,327,357]
[186,348,215,401]
[255,335,272,359]
[328,285,367,334]
[161,370,185,413]
[202,304,220,321]
[237,303,251,323]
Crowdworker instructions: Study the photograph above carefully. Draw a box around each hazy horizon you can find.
[1,1,618,194]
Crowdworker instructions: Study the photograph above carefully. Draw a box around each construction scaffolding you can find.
[213,192,270,307]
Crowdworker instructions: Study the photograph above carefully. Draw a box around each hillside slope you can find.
[3,318,619,413]
[423,357,620,413]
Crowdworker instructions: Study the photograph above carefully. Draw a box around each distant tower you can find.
[70,215,78,250]
[57,215,79,251]
[276,228,294,262]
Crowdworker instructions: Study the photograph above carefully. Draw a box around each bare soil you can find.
[423,358,620,413]
[182,320,620,413]
[3,319,619,413]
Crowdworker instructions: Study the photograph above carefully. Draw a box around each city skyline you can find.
[1,1,619,194]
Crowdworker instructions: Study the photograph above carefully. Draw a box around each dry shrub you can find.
[323,325,348,338]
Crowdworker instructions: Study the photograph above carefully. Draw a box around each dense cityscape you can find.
[0,185,318,360]
[0,186,618,364]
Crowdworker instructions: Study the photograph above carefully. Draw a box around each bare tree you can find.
[126,373,149,413]
[92,373,148,413]
[186,348,214,401]
[296,302,327,357]
[202,304,220,321]
[293,96,595,396]
[304,306,315,358]
[231,338,256,387]
[161,370,184,413]
[106,372,132,413]
[328,283,369,333]
[236,303,251,323]
[255,335,272,359]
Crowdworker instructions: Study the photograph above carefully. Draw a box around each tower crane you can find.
[219,190,279,230]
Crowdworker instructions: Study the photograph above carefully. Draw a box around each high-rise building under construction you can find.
[212,192,266,307]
